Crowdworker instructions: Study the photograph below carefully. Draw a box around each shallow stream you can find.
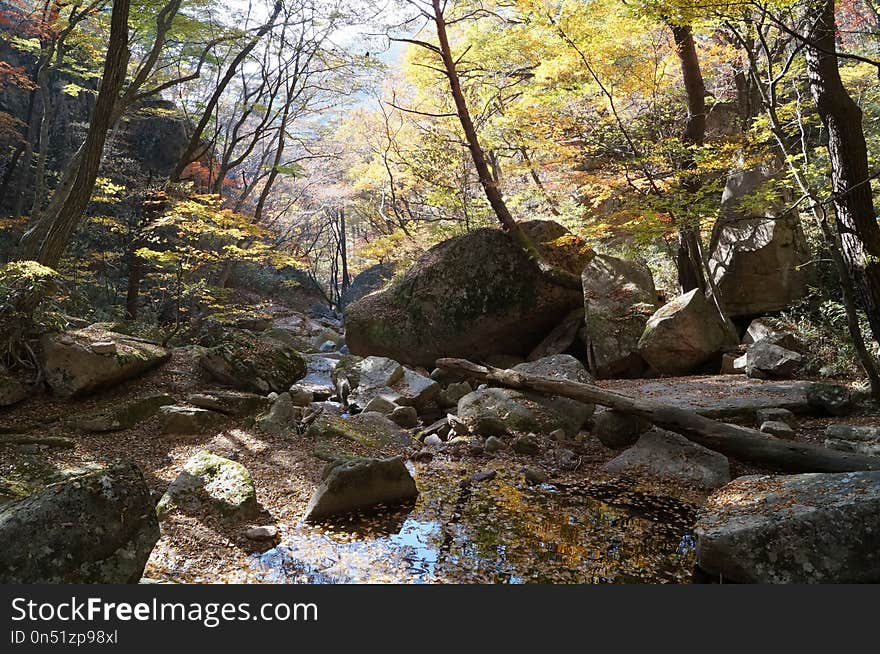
[250,468,697,584]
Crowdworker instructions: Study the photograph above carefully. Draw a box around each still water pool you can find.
[250,468,697,584]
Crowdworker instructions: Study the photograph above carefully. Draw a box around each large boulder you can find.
[40,325,170,397]
[306,411,412,451]
[708,164,811,318]
[456,355,595,437]
[0,463,159,583]
[340,262,396,308]
[581,254,658,378]
[695,471,880,583]
[198,329,306,394]
[637,289,735,375]
[303,456,418,521]
[601,428,730,489]
[344,221,594,367]
[159,405,224,435]
[157,451,258,519]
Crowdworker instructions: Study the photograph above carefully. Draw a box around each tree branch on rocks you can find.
[436,358,880,473]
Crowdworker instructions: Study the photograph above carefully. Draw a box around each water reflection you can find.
[250,474,696,584]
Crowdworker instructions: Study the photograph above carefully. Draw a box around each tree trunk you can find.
[436,358,880,473]
[32,0,131,268]
[429,0,581,290]
[803,0,880,342]
[670,24,708,294]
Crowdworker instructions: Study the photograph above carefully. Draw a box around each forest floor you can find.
[2,347,877,583]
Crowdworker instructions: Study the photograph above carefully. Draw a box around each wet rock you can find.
[523,467,549,485]
[513,433,541,456]
[198,329,306,394]
[158,452,258,519]
[637,289,736,375]
[40,325,170,397]
[160,405,223,435]
[344,221,594,366]
[760,420,794,439]
[188,390,270,416]
[593,409,652,449]
[390,405,418,428]
[581,253,658,378]
[756,407,795,426]
[484,436,504,453]
[0,463,159,583]
[744,342,802,379]
[824,424,880,457]
[807,383,852,416]
[601,429,730,490]
[0,367,27,406]
[695,471,880,583]
[303,456,418,521]
[77,394,174,432]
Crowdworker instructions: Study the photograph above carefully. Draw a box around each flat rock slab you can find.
[695,471,880,583]
[602,375,811,420]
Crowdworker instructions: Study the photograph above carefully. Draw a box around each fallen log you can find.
[436,358,880,473]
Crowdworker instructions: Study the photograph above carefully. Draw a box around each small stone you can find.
[90,340,117,355]
[424,434,443,447]
[390,405,419,428]
[513,433,541,456]
[160,405,223,435]
[484,436,504,453]
[244,526,278,541]
[549,428,567,442]
[593,409,651,449]
[460,469,496,487]
[556,448,579,471]
[288,385,314,407]
[411,448,434,462]
[318,340,336,352]
[267,392,279,402]
[760,420,795,438]
[523,466,549,485]
[756,407,795,426]
[440,381,473,408]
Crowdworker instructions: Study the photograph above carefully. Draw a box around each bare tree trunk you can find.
[425,0,581,290]
[670,24,708,294]
[803,0,880,342]
[437,358,880,472]
[32,0,131,268]
[169,1,282,182]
